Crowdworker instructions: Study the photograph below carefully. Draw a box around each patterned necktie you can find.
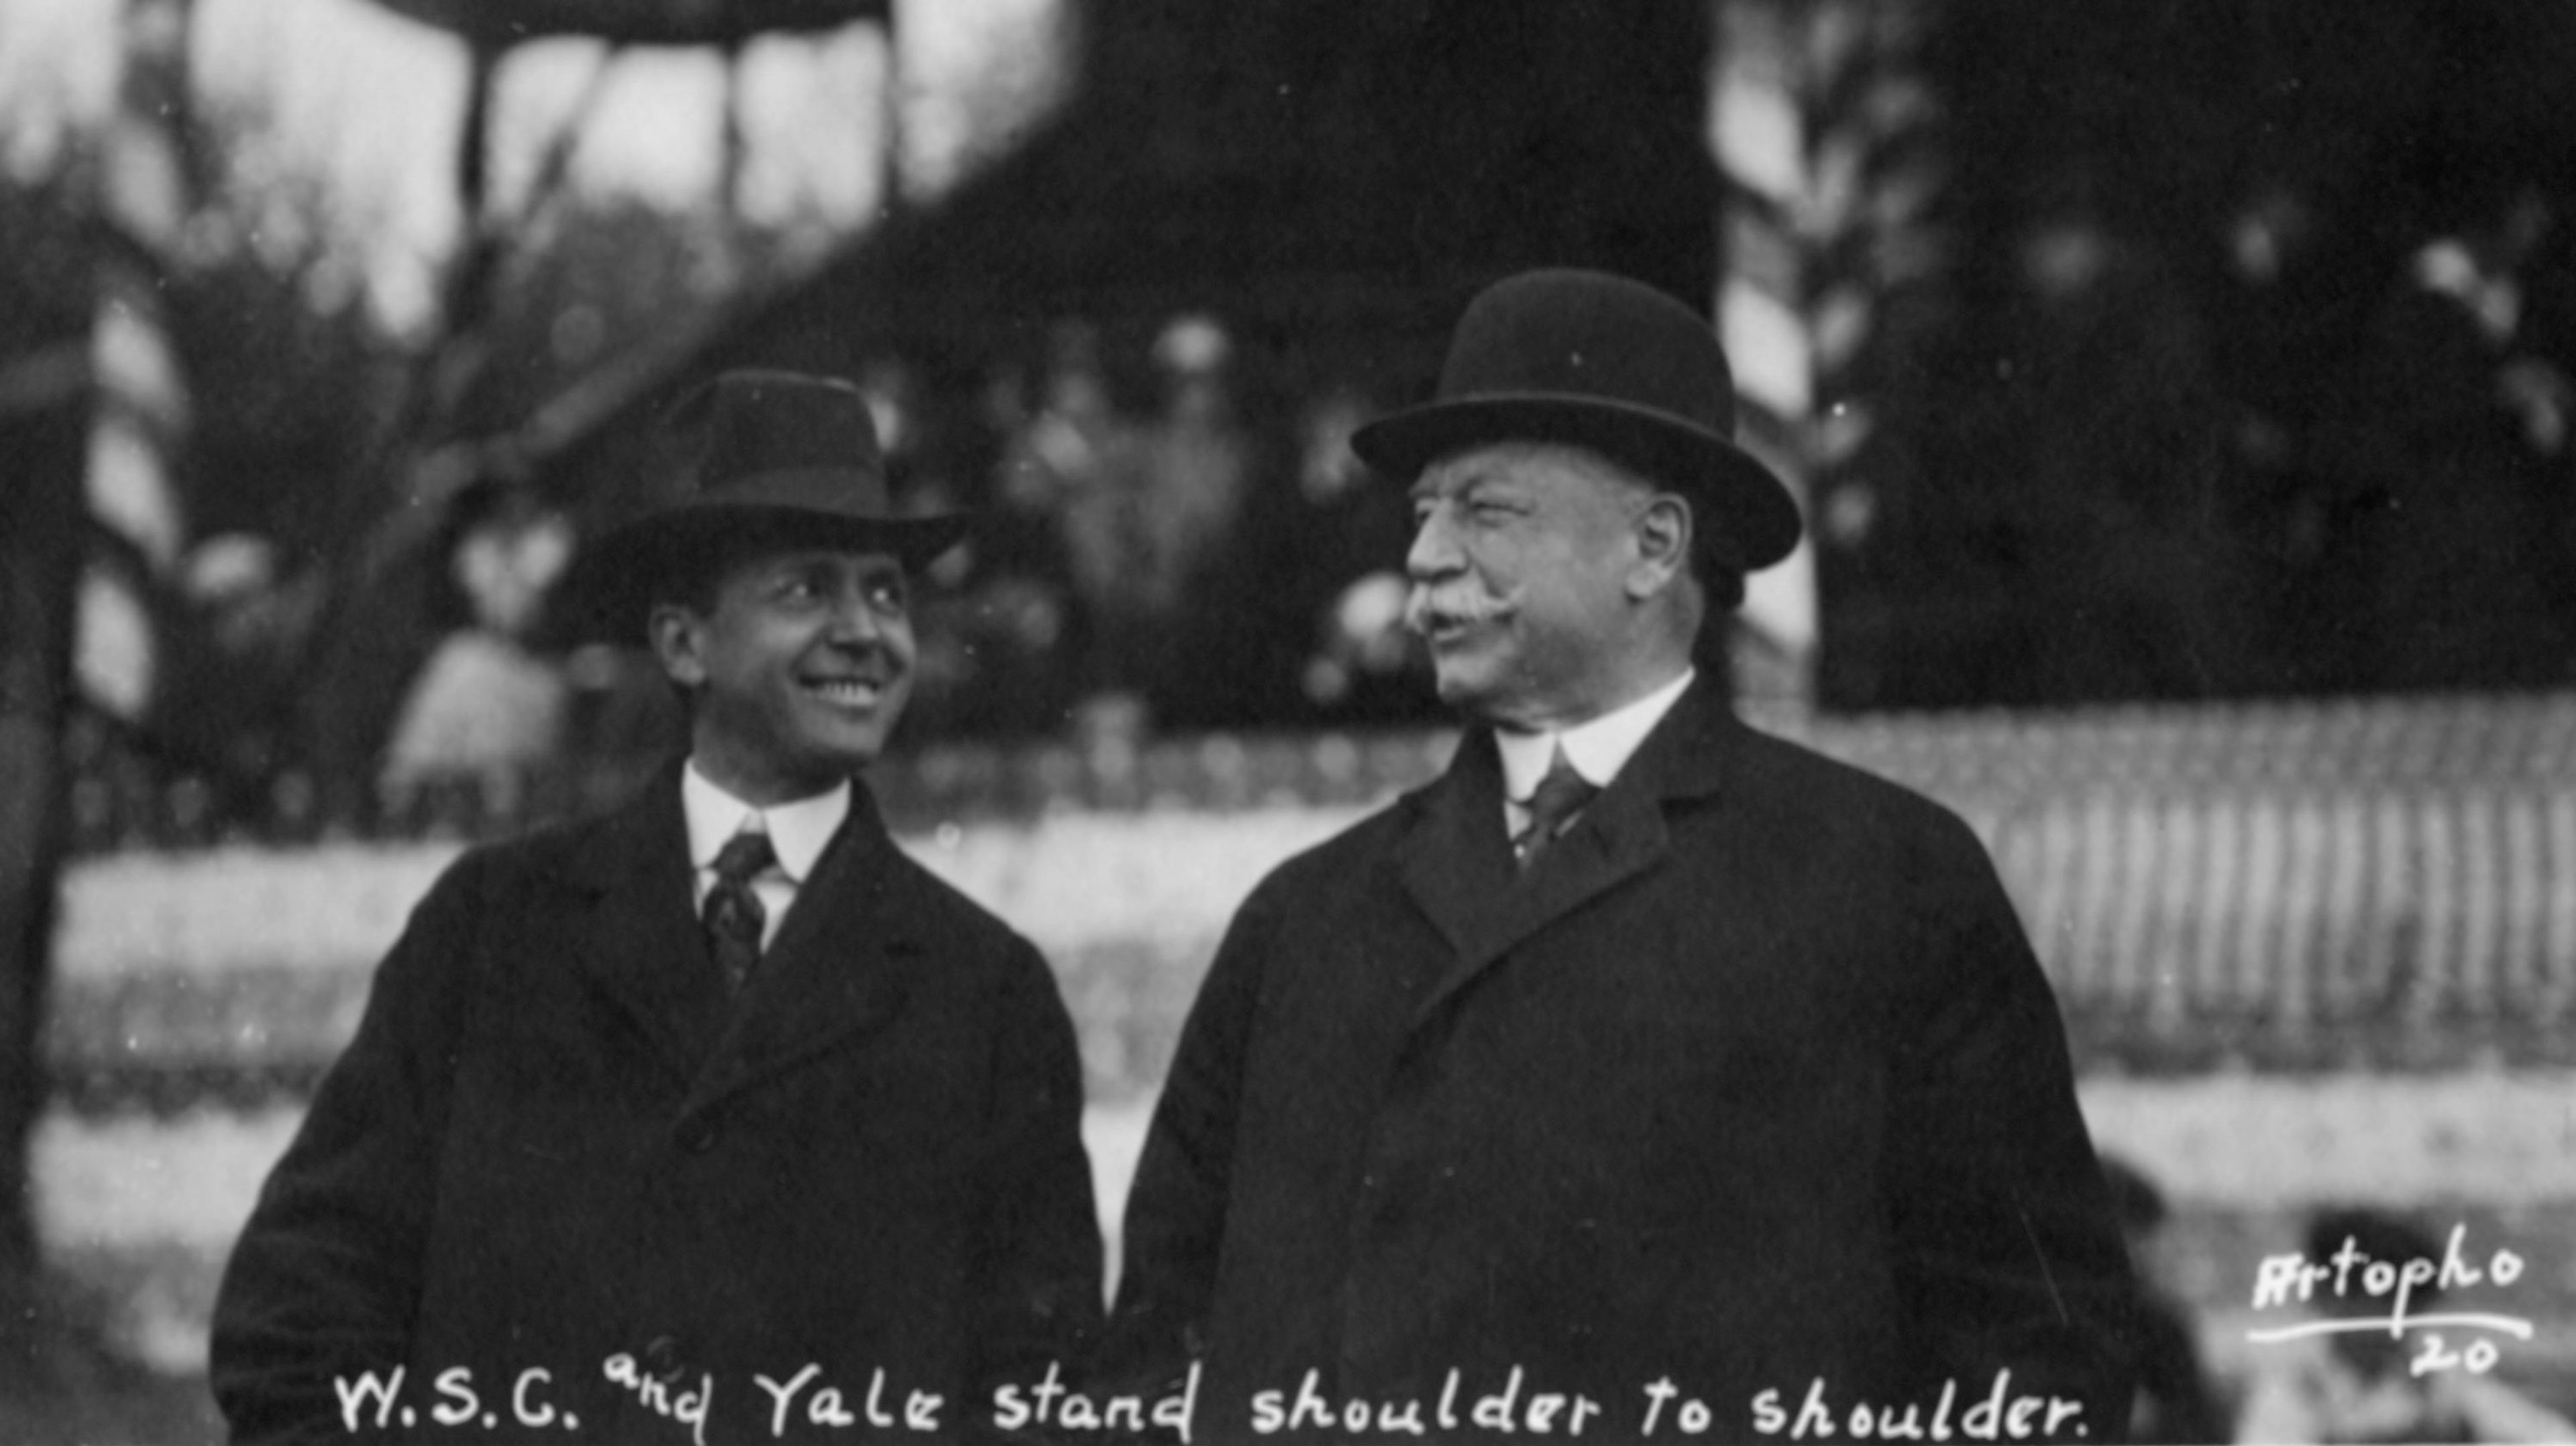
[1513,747,1600,875]
[704,830,777,996]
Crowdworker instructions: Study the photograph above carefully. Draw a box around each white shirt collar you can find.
[680,761,851,884]
[1495,667,1696,803]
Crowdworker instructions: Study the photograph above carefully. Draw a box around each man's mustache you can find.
[1405,583,1521,635]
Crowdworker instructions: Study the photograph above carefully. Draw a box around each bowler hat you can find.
[564,369,966,640]
[1350,269,1803,571]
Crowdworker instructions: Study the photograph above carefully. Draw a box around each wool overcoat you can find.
[1110,681,2136,1443]
[211,773,1102,1445]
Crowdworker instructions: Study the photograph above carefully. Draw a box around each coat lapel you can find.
[1391,728,1517,964]
[689,783,924,1111]
[561,773,731,1082]
[1399,677,1739,1025]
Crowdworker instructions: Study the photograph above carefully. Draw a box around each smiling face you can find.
[651,546,915,805]
[1404,440,1700,732]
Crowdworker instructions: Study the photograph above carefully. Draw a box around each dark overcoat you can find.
[1110,681,2135,1443]
[211,774,1102,1445]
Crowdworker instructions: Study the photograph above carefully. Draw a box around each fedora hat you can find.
[562,369,967,641]
[1350,269,1803,571]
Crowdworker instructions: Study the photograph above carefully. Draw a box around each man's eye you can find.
[865,575,909,612]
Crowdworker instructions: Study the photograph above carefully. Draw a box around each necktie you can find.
[704,830,777,996]
[1513,747,1600,874]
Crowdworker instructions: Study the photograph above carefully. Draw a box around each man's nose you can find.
[1407,504,1463,580]
[824,586,885,645]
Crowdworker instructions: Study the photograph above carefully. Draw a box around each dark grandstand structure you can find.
[492,0,2576,744]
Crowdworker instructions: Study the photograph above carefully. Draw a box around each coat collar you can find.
[1394,673,1739,1023]
[555,765,924,1099]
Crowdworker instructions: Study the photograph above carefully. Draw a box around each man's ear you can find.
[1626,493,1695,600]
[649,604,708,690]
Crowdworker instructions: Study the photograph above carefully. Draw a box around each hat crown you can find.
[1435,270,1739,440]
[690,369,887,504]
[1346,268,1803,570]
[555,368,967,644]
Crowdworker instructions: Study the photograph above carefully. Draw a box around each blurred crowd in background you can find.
[11,0,2575,836]
[859,313,1418,741]
[119,307,1432,831]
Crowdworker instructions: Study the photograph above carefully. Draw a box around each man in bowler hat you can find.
[1106,272,2136,1441]
[212,372,1102,1443]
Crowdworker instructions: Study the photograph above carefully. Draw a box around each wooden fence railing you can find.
[45,692,2576,1113]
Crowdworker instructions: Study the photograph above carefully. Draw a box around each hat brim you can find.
[1350,394,1803,571]
[553,498,970,646]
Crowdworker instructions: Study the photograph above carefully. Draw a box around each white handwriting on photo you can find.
[2246,1223,2536,1378]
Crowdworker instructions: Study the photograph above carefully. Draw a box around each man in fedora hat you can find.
[1104,273,2135,1441]
[212,371,1102,1443]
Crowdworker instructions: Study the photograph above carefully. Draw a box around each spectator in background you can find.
[1143,317,1252,610]
[2101,1155,2228,1444]
[380,479,574,785]
[1023,318,1157,733]
[2326,184,2575,691]
[852,353,1036,740]
[2234,1207,2575,1443]
[157,533,309,822]
[1142,315,1261,729]
[871,349,1086,740]
[1289,380,1424,724]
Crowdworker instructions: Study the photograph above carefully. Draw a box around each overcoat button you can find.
[677,1118,717,1154]
[643,1334,683,1381]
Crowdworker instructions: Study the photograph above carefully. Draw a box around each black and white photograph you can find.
[1,1,2572,1441]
